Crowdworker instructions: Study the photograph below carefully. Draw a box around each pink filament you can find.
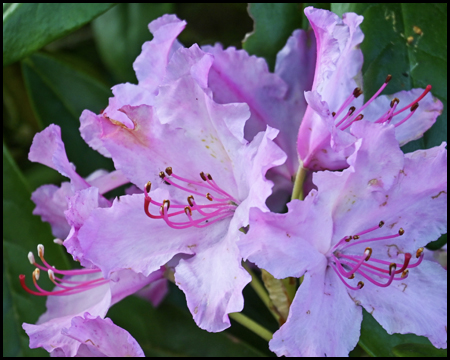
[144,169,238,228]
[330,222,423,290]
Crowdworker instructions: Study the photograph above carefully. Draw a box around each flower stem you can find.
[243,262,280,322]
[229,312,273,342]
[291,163,308,201]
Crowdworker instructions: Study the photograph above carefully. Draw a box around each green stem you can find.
[243,262,280,322]
[229,312,273,342]
[291,163,308,201]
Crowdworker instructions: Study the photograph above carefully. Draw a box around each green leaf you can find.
[3,143,70,357]
[243,3,303,71]
[92,3,174,83]
[3,3,115,66]
[107,295,266,357]
[330,4,447,151]
[22,52,114,177]
[392,343,447,357]
[358,309,435,357]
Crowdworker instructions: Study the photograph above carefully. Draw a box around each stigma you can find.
[328,222,424,290]
[20,244,107,296]
[144,167,239,229]
[331,75,431,131]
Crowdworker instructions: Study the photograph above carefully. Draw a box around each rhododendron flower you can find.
[296,7,443,171]
[21,244,163,356]
[239,121,447,356]
[77,40,286,332]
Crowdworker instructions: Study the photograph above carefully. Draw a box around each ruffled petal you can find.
[175,228,251,332]
[239,203,327,279]
[61,314,145,357]
[31,183,72,239]
[270,263,362,356]
[349,260,447,348]
[28,124,87,190]
[133,14,186,92]
[305,7,364,110]
[23,274,111,357]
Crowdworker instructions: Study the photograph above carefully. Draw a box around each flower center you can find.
[332,75,431,131]
[144,167,239,229]
[19,244,107,296]
[328,221,424,290]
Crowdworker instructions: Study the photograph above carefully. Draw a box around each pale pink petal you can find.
[136,278,168,307]
[349,260,447,349]
[28,124,87,190]
[133,14,186,92]
[103,83,155,129]
[31,183,72,239]
[239,203,327,279]
[270,263,362,357]
[23,274,111,357]
[299,90,356,170]
[175,229,251,332]
[79,109,111,158]
[62,314,144,357]
[305,7,364,110]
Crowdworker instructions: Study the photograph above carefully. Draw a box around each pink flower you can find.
[297,7,443,171]
[21,244,162,356]
[239,121,447,356]
[77,34,286,332]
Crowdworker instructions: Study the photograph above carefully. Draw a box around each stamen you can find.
[394,103,419,128]
[144,167,239,229]
[393,85,431,116]
[416,247,424,258]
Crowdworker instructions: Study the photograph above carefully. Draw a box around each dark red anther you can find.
[145,181,152,193]
[332,112,336,117]
[390,98,400,108]
[353,88,363,98]
[389,263,397,276]
[165,167,173,176]
[385,74,392,83]
[353,235,360,240]
[206,193,213,201]
[348,106,356,115]
[379,221,385,228]
[416,247,424,258]
[410,103,419,112]
[345,236,353,242]
[200,172,207,181]
[187,195,194,207]
[354,114,364,121]
[398,228,405,236]
[184,206,192,216]
[207,173,213,181]
[159,171,165,179]
[357,281,364,289]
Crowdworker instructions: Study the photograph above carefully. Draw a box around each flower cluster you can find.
[22,7,446,357]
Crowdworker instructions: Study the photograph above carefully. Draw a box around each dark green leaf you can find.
[3,3,115,66]
[358,309,434,357]
[107,295,266,357]
[426,233,447,251]
[392,343,447,357]
[22,52,114,177]
[92,3,174,83]
[330,4,447,151]
[3,143,70,357]
[243,3,303,71]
